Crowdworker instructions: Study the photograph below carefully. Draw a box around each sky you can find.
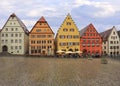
[0,0,120,34]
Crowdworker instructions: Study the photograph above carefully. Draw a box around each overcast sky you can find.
[0,0,120,34]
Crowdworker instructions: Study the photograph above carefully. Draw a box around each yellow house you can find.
[55,14,80,52]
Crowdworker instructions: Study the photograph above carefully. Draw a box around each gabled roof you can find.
[79,24,91,37]
[30,16,54,34]
[1,13,29,35]
[55,13,79,39]
[117,30,120,38]
[100,26,115,41]
[80,23,97,37]
[38,16,46,22]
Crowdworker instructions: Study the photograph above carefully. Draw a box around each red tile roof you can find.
[38,16,46,22]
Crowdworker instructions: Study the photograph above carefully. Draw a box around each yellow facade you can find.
[55,14,80,52]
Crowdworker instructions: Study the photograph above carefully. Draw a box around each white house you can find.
[100,26,120,56]
[0,13,29,55]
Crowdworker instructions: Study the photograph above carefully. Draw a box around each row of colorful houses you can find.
[0,13,120,57]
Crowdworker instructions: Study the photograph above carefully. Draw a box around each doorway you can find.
[2,45,8,52]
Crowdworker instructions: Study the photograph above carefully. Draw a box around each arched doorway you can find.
[2,45,8,52]
[42,50,46,55]
[68,49,73,51]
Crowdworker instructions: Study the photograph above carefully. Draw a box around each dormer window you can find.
[12,17,14,19]
[66,22,71,25]
[113,32,115,35]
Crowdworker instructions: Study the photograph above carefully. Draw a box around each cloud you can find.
[0,0,120,34]
[74,0,115,18]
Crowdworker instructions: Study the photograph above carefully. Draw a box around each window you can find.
[11,46,13,50]
[12,17,14,19]
[96,44,100,47]
[110,46,112,49]
[19,39,22,43]
[68,42,73,46]
[11,40,13,43]
[11,34,13,37]
[66,22,71,25]
[41,35,46,38]
[2,34,4,37]
[63,28,68,32]
[15,46,18,49]
[19,46,22,49]
[114,46,116,49]
[6,34,8,37]
[67,35,72,39]
[70,28,74,32]
[19,33,22,37]
[5,40,8,43]
[6,28,8,31]
[11,28,14,31]
[36,29,41,32]
[110,52,112,55]
[104,46,106,49]
[117,46,119,49]
[110,41,113,44]
[60,35,65,39]
[92,44,94,47]
[83,40,86,43]
[113,32,115,35]
[87,44,90,47]
[16,28,18,31]
[15,34,18,37]
[114,41,116,44]
[60,42,66,46]
[84,33,86,36]
[31,41,35,44]
[48,35,52,38]
[73,35,79,38]
[15,39,18,43]
[48,40,52,43]
[40,23,42,25]
[82,44,85,47]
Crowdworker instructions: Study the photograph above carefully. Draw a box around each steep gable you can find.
[1,13,29,35]
[80,23,100,37]
[56,13,79,35]
[30,16,54,34]
[100,27,114,41]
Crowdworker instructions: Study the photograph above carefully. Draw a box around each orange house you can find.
[29,16,54,56]
[80,23,102,56]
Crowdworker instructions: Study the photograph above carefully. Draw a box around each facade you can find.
[0,13,29,55]
[80,23,102,56]
[29,16,54,56]
[55,14,80,52]
[117,31,120,55]
[100,26,119,56]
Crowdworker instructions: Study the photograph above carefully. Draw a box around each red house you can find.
[80,23,102,56]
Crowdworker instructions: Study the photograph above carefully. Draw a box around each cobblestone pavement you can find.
[0,57,120,86]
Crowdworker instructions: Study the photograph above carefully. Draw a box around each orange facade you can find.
[80,24,102,56]
[29,16,54,56]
